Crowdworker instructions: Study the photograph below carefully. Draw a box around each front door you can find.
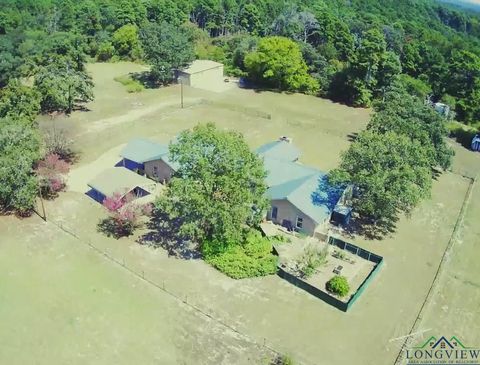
[271,206,278,220]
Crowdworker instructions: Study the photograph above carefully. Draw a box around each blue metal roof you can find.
[256,140,301,162]
[263,156,343,224]
[120,139,168,163]
[120,138,181,171]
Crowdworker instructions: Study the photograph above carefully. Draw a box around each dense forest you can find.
[2,0,480,117]
[0,0,478,218]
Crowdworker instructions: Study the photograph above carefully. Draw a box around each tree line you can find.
[2,0,480,121]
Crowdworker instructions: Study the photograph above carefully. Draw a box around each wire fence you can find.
[43,218,296,364]
[393,174,477,365]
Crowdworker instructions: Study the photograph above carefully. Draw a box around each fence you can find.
[277,236,384,312]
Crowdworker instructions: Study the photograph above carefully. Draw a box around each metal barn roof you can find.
[88,167,155,197]
[120,139,168,164]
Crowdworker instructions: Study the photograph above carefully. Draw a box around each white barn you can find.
[176,60,224,89]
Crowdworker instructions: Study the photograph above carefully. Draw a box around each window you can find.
[271,206,278,220]
[296,216,303,229]
[153,165,159,177]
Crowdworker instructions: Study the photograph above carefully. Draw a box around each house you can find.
[176,60,224,89]
[258,139,344,236]
[87,167,157,203]
[472,134,480,152]
[119,139,178,183]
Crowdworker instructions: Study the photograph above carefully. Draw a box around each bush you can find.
[326,275,350,297]
[35,153,70,198]
[97,42,115,62]
[114,75,144,93]
[203,230,278,279]
[299,245,328,278]
[98,192,149,239]
[43,128,76,162]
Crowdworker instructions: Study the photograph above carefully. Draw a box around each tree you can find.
[0,119,41,214]
[157,123,269,245]
[369,84,454,170]
[330,131,432,226]
[112,24,140,59]
[34,61,93,114]
[139,22,195,84]
[244,36,319,93]
[0,79,40,123]
[447,50,480,124]
[346,28,388,106]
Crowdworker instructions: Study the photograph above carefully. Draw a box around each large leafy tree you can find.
[447,50,480,124]
[330,130,432,225]
[157,123,269,245]
[244,36,319,93]
[139,22,195,84]
[0,118,41,214]
[112,24,140,59]
[34,61,93,114]
[368,84,454,170]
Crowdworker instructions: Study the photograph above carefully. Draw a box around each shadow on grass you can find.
[97,217,136,239]
[450,128,477,150]
[130,71,167,89]
[339,214,398,241]
[137,210,201,259]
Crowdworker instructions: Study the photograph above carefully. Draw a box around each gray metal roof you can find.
[88,167,155,197]
[120,139,168,164]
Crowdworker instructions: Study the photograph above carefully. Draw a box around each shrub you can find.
[35,153,70,198]
[43,128,76,162]
[203,230,278,279]
[114,75,144,93]
[326,275,350,297]
[299,245,328,278]
[98,193,149,239]
[97,42,115,62]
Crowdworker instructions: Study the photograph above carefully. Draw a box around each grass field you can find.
[3,62,479,365]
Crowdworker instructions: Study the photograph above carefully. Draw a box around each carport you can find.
[87,167,156,203]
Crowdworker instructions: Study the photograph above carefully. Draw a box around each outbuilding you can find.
[176,60,224,89]
[87,167,156,203]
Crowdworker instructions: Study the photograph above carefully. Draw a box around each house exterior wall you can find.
[177,66,224,89]
[144,159,175,184]
[190,66,224,88]
[177,71,191,86]
[267,199,319,236]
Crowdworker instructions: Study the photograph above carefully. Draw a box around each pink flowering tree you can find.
[98,192,150,239]
[35,153,71,198]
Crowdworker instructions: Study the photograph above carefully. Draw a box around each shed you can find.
[176,60,224,89]
[120,138,168,172]
[87,167,156,203]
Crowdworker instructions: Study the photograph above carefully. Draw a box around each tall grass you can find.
[113,75,144,93]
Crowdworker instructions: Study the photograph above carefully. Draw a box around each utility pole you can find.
[180,80,184,109]
[38,186,46,222]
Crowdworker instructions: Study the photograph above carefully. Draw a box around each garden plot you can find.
[275,233,376,302]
